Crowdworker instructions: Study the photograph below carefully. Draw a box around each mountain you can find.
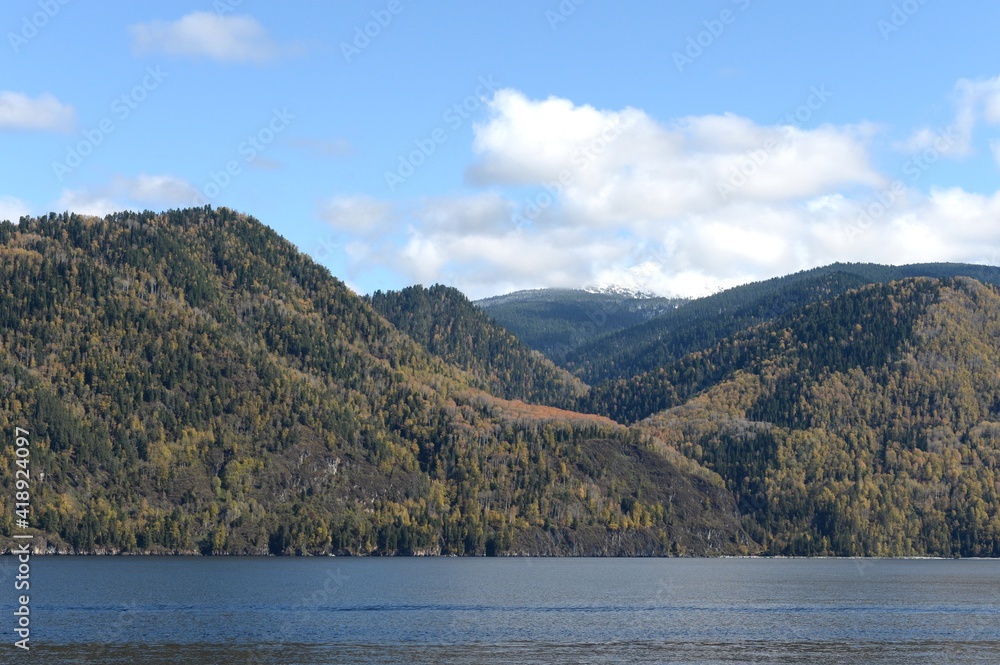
[592,276,1000,557]
[565,262,1000,385]
[0,209,748,556]
[5,208,1000,559]
[475,288,683,361]
[368,284,586,409]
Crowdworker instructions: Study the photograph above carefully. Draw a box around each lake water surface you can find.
[15,557,1000,664]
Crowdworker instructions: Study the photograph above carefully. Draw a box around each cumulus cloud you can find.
[334,190,1000,299]
[52,190,121,218]
[130,13,284,63]
[794,187,1000,268]
[899,75,1000,156]
[467,91,645,186]
[320,195,395,236]
[52,174,202,218]
[0,91,75,132]
[323,88,1000,300]
[416,192,513,234]
[394,222,629,294]
[112,174,202,204]
[0,196,31,223]
[468,90,882,228]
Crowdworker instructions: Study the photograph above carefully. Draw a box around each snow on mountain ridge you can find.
[582,284,661,299]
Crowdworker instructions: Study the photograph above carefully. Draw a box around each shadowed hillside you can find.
[369,284,587,410]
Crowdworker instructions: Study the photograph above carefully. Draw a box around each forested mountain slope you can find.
[567,263,1000,385]
[630,277,1000,556]
[582,279,940,425]
[4,207,999,558]
[0,209,748,556]
[476,288,683,360]
[368,284,586,410]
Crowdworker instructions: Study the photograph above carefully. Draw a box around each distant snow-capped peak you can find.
[583,284,660,299]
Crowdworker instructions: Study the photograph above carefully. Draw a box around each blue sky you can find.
[3,0,1000,298]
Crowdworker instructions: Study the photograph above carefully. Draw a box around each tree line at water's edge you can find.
[2,207,1000,557]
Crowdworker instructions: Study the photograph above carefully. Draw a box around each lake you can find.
[14,557,1000,664]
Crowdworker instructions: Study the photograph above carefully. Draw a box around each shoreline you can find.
[3,551,995,560]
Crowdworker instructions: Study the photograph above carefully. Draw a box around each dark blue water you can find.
[10,557,1000,663]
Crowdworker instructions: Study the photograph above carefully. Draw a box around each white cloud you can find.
[320,195,395,236]
[0,91,75,132]
[984,91,1000,124]
[336,187,1000,299]
[468,90,647,186]
[112,174,202,204]
[325,88,1000,300]
[416,192,512,234]
[52,190,120,218]
[392,224,628,294]
[900,76,1000,156]
[468,90,881,227]
[51,174,202,218]
[0,196,31,223]
[129,13,283,63]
